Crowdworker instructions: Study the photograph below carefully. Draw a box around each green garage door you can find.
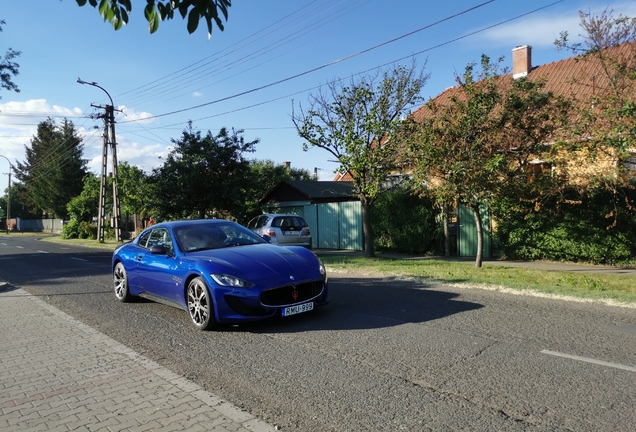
[316,201,363,250]
[458,204,491,258]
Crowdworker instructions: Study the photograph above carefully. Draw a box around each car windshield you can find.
[174,222,266,252]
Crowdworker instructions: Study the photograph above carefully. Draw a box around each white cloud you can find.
[115,105,156,123]
[475,2,636,49]
[0,99,85,162]
[0,99,162,176]
[192,92,203,97]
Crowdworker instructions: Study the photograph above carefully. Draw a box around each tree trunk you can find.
[470,203,483,268]
[361,196,375,258]
[442,204,450,257]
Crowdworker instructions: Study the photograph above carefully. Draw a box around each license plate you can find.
[282,302,314,317]
[283,230,298,236]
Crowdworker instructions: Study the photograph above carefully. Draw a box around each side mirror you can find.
[262,234,272,243]
[150,244,167,255]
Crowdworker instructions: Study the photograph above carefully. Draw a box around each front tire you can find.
[113,262,132,302]
[187,277,218,330]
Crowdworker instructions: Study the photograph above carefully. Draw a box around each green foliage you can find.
[293,61,429,256]
[554,9,636,212]
[406,56,570,266]
[14,118,88,219]
[150,122,257,220]
[294,62,428,206]
[76,0,231,37]
[1,182,40,219]
[66,174,100,222]
[61,219,96,240]
[494,189,636,264]
[117,162,150,217]
[371,189,441,255]
[0,20,20,98]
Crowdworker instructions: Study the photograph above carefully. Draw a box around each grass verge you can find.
[0,232,121,250]
[318,255,636,307]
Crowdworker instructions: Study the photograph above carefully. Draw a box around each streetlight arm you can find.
[77,77,114,107]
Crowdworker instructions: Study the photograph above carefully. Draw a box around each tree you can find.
[1,182,38,219]
[14,118,88,219]
[76,0,231,37]
[555,8,636,229]
[66,174,100,223]
[117,161,151,231]
[292,62,429,257]
[150,122,257,220]
[405,56,569,267]
[0,19,20,97]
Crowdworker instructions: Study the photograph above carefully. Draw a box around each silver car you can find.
[247,214,312,249]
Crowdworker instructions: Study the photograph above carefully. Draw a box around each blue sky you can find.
[2,0,636,196]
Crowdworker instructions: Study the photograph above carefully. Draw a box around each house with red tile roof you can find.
[334,42,636,184]
[409,43,636,185]
[333,42,636,258]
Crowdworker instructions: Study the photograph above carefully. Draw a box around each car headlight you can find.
[211,274,254,288]
[319,260,328,281]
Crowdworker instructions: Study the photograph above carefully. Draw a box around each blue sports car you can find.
[112,219,329,330]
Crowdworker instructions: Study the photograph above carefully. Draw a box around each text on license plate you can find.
[282,302,314,317]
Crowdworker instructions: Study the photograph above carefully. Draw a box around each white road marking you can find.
[541,350,636,372]
[37,250,49,254]
[70,257,88,262]
[16,246,23,249]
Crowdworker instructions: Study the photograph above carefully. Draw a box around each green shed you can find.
[259,181,363,250]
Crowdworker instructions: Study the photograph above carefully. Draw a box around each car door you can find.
[133,227,178,301]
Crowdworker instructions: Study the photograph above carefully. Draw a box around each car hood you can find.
[190,244,318,281]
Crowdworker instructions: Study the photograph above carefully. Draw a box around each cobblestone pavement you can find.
[0,282,275,432]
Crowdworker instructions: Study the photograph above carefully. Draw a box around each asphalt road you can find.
[1,235,635,431]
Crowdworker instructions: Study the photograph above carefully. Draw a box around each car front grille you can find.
[261,281,324,307]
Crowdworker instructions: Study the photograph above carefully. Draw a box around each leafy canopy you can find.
[76,0,231,38]
[150,122,257,220]
[406,56,569,266]
[293,61,429,257]
[0,19,20,97]
[14,118,88,219]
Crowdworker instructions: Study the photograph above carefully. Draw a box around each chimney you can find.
[512,45,532,79]
[283,161,291,168]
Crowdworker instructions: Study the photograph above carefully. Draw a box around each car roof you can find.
[261,214,305,218]
[151,219,233,229]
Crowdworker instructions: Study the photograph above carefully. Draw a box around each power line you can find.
[124,0,377,107]
[120,0,497,124]
[116,0,331,102]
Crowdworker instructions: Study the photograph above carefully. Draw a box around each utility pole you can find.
[77,78,121,243]
[0,155,12,234]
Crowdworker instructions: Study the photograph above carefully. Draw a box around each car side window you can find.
[137,230,152,248]
[146,228,173,254]
[247,217,257,229]
[256,216,267,228]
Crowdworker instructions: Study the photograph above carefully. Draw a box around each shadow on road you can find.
[248,275,483,333]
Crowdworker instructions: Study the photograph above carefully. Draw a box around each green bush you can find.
[494,189,636,265]
[371,189,441,255]
[61,220,97,240]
